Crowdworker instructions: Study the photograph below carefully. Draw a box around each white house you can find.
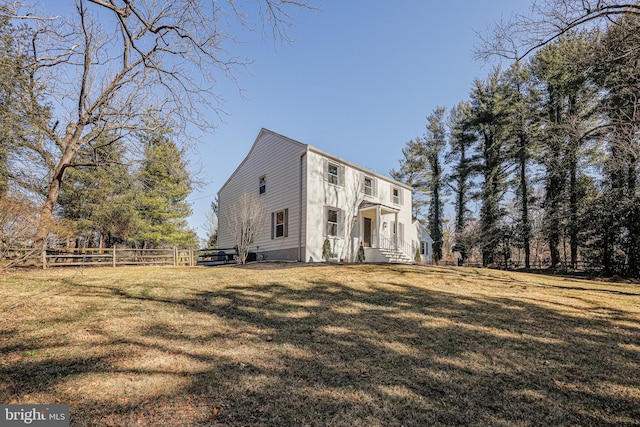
[217,129,433,263]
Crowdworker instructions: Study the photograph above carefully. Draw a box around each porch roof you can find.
[358,201,399,215]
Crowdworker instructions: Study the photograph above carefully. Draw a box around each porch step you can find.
[379,249,412,264]
[367,247,413,264]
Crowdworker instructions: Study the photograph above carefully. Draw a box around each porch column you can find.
[394,211,398,250]
[376,205,381,248]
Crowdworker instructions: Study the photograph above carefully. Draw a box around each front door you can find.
[363,218,372,247]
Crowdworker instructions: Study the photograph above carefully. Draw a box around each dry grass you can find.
[1,263,639,426]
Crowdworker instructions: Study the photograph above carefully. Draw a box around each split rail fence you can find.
[2,247,238,269]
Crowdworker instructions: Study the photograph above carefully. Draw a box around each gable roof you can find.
[218,128,307,194]
[218,128,412,194]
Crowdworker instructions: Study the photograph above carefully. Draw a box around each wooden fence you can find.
[2,247,238,269]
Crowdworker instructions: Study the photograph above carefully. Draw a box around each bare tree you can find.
[1,0,312,248]
[227,193,266,264]
[204,198,219,248]
[475,0,640,61]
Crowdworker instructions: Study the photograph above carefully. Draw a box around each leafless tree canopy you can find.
[475,0,640,61]
[227,193,266,264]
[0,0,312,245]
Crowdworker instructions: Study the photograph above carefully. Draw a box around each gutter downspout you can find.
[299,150,307,262]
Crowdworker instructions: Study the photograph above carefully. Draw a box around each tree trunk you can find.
[519,142,531,269]
[34,143,79,248]
[568,145,578,270]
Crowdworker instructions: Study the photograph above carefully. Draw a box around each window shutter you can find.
[359,173,365,193]
[373,178,378,197]
[323,158,328,182]
[271,212,275,240]
[338,209,344,236]
[284,208,289,238]
[390,186,394,204]
[400,189,404,205]
[339,165,346,186]
[323,207,327,236]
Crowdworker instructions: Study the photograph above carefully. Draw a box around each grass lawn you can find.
[1,263,639,426]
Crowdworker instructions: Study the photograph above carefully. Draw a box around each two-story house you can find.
[217,129,433,263]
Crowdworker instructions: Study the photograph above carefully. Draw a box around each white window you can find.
[328,163,339,185]
[259,176,266,195]
[420,241,428,255]
[364,177,374,196]
[271,209,288,239]
[391,186,403,205]
[325,207,343,237]
[323,159,344,186]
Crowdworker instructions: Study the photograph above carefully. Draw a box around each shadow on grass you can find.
[2,266,639,426]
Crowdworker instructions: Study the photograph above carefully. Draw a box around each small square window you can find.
[259,176,266,194]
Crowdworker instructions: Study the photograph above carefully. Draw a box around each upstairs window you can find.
[259,176,266,194]
[364,176,379,197]
[323,159,344,186]
[328,163,339,185]
[391,186,403,205]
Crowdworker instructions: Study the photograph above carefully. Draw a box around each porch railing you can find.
[376,234,414,261]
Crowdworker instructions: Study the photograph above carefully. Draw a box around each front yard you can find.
[1,264,639,426]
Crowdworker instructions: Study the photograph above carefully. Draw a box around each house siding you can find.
[218,128,422,264]
[218,130,307,260]
[304,148,414,262]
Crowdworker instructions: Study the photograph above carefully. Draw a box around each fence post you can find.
[173,247,177,266]
[42,248,47,270]
[113,245,117,268]
[188,247,193,267]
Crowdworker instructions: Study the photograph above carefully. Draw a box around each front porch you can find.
[358,201,413,263]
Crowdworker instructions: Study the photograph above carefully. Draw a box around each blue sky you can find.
[36,0,530,241]
[187,1,531,240]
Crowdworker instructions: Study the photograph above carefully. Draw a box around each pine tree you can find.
[446,101,477,264]
[591,15,640,276]
[469,69,510,267]
[391,138,429,220]
[424,107,447,262]
[530,32,599,269]
[503,61,538,269]
[58,137,138,247]
[133,125,196,248]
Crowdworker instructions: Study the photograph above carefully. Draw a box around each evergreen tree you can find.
[424,107,447,262]
[446,101,477,264]
[469,69,510,266]
[0,16,48,201]
[530,32,599,269]
[591,15,640,276]
[503,61,538,269]
[58,137,138,247]
[391,138,429,220]
[133,125,197,248]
